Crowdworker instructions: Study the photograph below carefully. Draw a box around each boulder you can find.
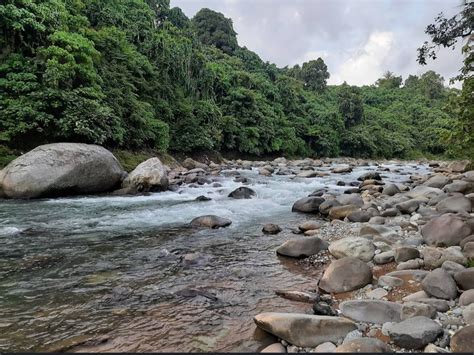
[422,246,467,269]
[314,342,336,352]
[454,269,474,290]
[319,199,341,215]
[423,175,451,189]
[358,172,381,181]
[0,143,124,198]
[260,343,286,353]
[436,196,472,213]
[336,193,363,207]
[228,186,256,199]
[448,160,470,173]
[387,316,443,349]
[332,165,352,173]
[189,215,232,229]
[182,158,207,170]
[334,338,391,353]
[328,237,375,262]
[416,298,450,312]
[122,157,168,192]
[461,235,474,248]
[421,214,471,247]
[401,302,437,320]
[450,325,474,352]
[319,257,372,293]
[396,199,421,214]
[262,224,282,235]
[421,269,457,300]
[276,237,328,258]
[298,221,321,232]
[259,168,272,176]
[339,300,402,324]
[378,275,404,287]
[441,260,466,275]
[292,196,325,213]
[406,186,443,200]
[463,304,474,324]
[383,184,401,196]
[444,180,474,194]
[460,289,474,306]
[374,251,395,265]
[253,313,356,348]
[347,210,371,222]
[463,241,474,259]
[296,170,317,178]
[328,205,358,220]
[395,246,420,263]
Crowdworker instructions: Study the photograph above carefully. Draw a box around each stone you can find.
[336,193,363,207]
[460,289,474,306]
[292,197,325,214]
[359,224,398,239]
[423,247,467,270]
[276,237,329,258]
[383,184,401,196]
[346,210,371,222]
[319,199,341,215]
[313,302,337,316]
[318,257,372,293]
[461,235,474,248]
[332,165,352,173]
[421,214,472,247]
[395,246,420,263]
[463,242,474,259]
[0,143,124,199]
[424,344,449,353]
[369,216,385,224]
[298,221,321,232]
[358,171,381,181]
[328,237,375,262]
[339,300,402,324]
[423,175,451,188]
[386,270,428,281]
[436,196,472,213]
[441,260,466,276]
[387,316,443,350]
[228,186,256,199]
[403,291,430,302]
[397,259,423,270]
[450,325,474,352]
[262,224,282,235]
[378,275,404,287]
[396,199,421,214]
[314,342,336,352]
[416,298,450,312]
[122,157,169,192]
[421,269,458,300]
[189,215,232,229]
[381,208,399,217]
[259,168,272,177]
[195,195,212,201]
[260,343,286,353]
[367,288,388,299]
[462,304,474,324]
[182,158,207,170]
[275,290,320,304]
[454,269,474,290]
[253,313,356,348]
[444,180,473,194]
[334,338,391,353]
[401,302,437,320]
[328,205,358,220]
[448,160,471,173]
[406,185,444,199]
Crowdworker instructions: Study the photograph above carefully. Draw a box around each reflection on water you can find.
[0,163,429,351]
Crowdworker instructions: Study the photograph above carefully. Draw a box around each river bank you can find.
[0,143,473,352]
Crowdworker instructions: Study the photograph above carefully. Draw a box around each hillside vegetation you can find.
[0,0,470,163]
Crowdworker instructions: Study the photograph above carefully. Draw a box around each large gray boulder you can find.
[436,195,472,213]
[228,186,256,199]
[387,316,443,349]
[122,157,168,192]
[0,143,124,199]
[423,175,450,189]
[292,196,325,213]
[339,300,402,324]
[328,237,375,262]
[421,269,458,300]
[319,257,372,293]
[253,312,356,347]
[277,237,328,258]
[454,269,474,290]
[421,214,472,247]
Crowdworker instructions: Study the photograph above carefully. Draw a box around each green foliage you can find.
[0,0,466,160]
[0,145,17,168]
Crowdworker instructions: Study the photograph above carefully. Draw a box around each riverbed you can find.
[0,162,431,352]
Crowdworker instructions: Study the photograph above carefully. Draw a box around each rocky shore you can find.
[1,143,473,353]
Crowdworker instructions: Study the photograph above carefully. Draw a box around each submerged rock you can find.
[0,143,124,199]
[253,312,356,347]
[228,186,256,199]
[262,223,282,235]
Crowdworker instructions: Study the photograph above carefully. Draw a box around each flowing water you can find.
[0,162,431,352]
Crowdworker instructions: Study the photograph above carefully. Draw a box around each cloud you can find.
[171,0,464,87]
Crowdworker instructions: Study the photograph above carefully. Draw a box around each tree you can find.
[192,8,238,54]
[338,82,364,128]
[375,71,403,89]
[404,74,420,89]
[418,71,445,99]
[298,58,330,92]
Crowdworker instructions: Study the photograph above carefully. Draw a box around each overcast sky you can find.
[171,0,465,87]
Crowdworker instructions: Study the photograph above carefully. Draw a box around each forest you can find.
[0,0,472,166]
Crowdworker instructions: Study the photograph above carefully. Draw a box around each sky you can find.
[171,0,465,88]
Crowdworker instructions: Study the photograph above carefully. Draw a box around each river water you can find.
[0,162,430,352]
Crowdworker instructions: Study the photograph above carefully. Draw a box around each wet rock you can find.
[450,324,474,352]
[175,288,218,301]
[332,166,352,173]
[388,316,443,350]
[276,237,328,258]
[189,215,232,229]
[262,224,282,235]
[328,205,358,220]
[386,270,429,281]
[195,195,212,201]
[383,184,401,196]
[0,143,125,199]
[260,343,286,353]
[292,196,325,214]
[339,300,402,324]
[253,312,356,348]
[347,210,371,222]
[318,257,372,293]
[228,186,256,199]
[436,196,472,213]
[182,252,211,267]
[421,214,472,247]
[275,290,320,303]
[358,172,381,181]
[313,302,337,316]
[421,269,458,300]
[454,269,474,290]
[298,221,321,232]
[335,338,391,353]
[401,302,437,320]
[259,168,272,177]
[328,237,375,262]
[459,289,474,306]
[296,170,318,178]
[395,246,420,263]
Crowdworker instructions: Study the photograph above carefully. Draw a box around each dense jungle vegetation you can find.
[0,0,472,164]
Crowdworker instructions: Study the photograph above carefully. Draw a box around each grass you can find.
[467,259,474,268]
